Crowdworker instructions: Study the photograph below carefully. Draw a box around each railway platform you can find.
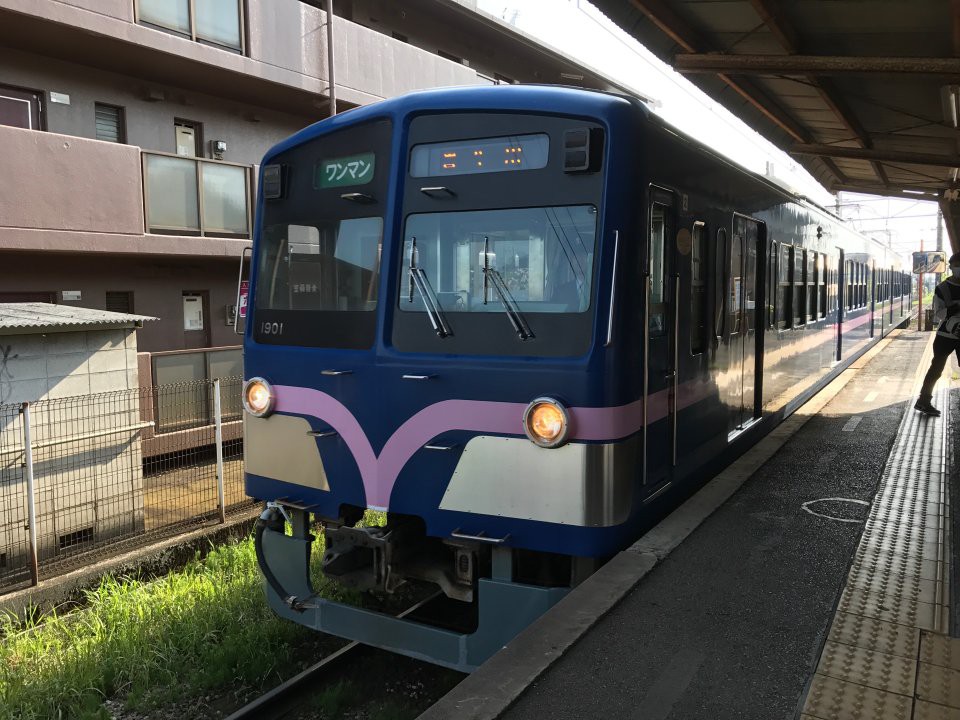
[421,329,959,720]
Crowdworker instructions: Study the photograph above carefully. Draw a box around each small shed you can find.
[0,304,156,575]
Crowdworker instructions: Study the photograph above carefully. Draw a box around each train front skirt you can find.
[257,507,568,673]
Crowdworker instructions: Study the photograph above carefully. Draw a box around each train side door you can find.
[725,214,763,438]
[643,188,677,490]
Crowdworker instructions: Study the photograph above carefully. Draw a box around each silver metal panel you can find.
[244,414,330,490]
[439,436,634,526]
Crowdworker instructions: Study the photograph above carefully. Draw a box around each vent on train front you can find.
[563,128,602,173]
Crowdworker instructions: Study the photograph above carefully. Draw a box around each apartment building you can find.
[0,0,631,357]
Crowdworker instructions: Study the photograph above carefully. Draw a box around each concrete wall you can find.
[0,46,311,165]
[336,18,484,97]
[0,326,146,567]
[0,254,242,352]
[0,327,139,405]
[0,123,144,235]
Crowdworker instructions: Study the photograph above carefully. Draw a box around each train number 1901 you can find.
[260,321,284,336]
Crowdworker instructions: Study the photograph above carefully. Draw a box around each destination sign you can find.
[410,133,549,178]
[315,152,376,189]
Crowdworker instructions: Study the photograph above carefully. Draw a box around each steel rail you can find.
[225,592,441,720]
[224,640,364,720]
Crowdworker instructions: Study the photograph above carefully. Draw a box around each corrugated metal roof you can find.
[0,303,156,332]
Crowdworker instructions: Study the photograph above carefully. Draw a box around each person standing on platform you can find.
[916,252,960,416]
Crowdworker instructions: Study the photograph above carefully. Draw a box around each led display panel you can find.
[410,133,549,177]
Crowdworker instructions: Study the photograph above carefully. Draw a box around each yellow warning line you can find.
[800,331,958,720]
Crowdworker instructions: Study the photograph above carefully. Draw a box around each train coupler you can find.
[322,523,416,594]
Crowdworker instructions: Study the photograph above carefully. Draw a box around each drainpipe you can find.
[326,0,337,117]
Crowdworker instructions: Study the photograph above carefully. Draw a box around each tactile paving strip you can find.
[799,354,954,720]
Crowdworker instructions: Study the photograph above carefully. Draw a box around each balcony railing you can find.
[134,0,245,54]
[142,152,252,238]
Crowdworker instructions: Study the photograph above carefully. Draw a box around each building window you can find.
[95,103,125,143]
[106,291,134,314]
[0,82,43,130]
[136,0,244,53]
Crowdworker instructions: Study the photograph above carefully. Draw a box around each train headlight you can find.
[243,377,275,418]
[523,397,570,448]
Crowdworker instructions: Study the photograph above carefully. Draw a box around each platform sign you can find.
[238,280,249,319]
[913,251,946,274]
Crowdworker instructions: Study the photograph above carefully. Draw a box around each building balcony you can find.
[0,0,487,117]
[0,123,250,258]
[143,152,252,238]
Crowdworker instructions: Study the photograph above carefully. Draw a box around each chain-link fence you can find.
[0,377,255,595]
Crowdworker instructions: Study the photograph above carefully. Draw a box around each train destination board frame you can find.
[410,133,549,177]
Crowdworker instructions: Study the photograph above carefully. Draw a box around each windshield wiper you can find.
[407,237,452,338]
[482,237,534,341]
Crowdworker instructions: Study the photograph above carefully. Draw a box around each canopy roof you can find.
[590,0,960,250]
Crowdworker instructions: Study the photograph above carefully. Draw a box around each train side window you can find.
[830,266,836,313]
[777,244,791,329]
[794,248,804,326]
[826,266,832,313]
[649,203,668,336]
[730,224,742,336]
[844,261,851,311]
[768,240,778,330]
[714,228,728,339]
[690,221,707,354]
[857,266,862,306]
[807,251,816,321]
[818,254,827,318]
[854,262,860,309]
[859,263,864,308]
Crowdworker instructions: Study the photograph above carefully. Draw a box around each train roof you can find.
[262,84,901,266]
[263,84,643,162]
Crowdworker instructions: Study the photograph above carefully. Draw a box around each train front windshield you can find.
[254,115,603,356]
[400,206,596,317]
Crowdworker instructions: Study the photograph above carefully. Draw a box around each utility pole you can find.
[326,0,336,117]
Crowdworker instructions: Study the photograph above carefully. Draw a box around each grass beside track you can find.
[0,514,388,720]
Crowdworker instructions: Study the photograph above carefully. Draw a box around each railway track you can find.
[225,640,368,720]
[225,593,462,720]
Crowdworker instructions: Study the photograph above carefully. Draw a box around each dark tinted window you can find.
[691,222,707,353]
[253,118,391,348]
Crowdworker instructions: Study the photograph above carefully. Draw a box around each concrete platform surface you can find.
[424,330,956,720]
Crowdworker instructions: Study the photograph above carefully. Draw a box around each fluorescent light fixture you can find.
[560,72,585,81]
[941,85,960,128]
[903,189,930,195]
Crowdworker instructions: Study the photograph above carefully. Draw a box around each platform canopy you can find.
[590,0,960,251]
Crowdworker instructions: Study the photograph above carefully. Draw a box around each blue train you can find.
[243,85,912,671]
